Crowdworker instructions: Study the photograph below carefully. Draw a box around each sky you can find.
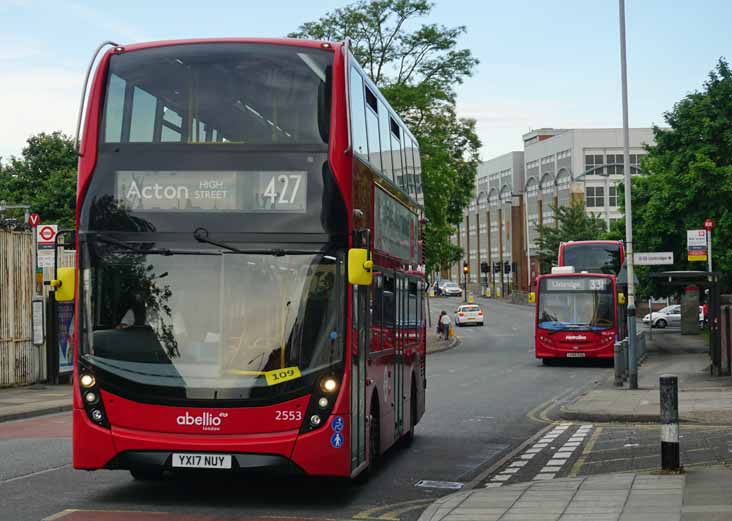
[1,0,730,162]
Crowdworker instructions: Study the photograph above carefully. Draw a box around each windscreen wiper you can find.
[193,228,321,256]
[88,233,174,256]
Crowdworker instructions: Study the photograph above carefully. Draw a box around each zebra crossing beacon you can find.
[71,37,426,480]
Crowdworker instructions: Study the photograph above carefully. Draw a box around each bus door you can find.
[394,274,406,437]
[351,284,369,470]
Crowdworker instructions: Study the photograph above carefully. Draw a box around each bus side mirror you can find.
[53,267,76,302]
[528,292,536,304]
[618,292,626,305]
[348,248,373,286]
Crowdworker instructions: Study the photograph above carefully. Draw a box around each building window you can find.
[608,186,617,206]
[586,186,604,207]
[606,154,624,175]
[584,154,604,176]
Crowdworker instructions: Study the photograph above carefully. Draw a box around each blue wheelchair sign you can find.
[331,416,344,432]
[331,432,344,449]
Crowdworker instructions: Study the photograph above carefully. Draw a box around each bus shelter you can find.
[650,271,725,376]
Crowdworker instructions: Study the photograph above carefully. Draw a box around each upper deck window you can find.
[102,43,332,146]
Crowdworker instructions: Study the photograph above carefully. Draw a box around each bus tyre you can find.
[656,319,667,329]
[402,382,417,447]
[542,358,555,366]
[130,468,164,481]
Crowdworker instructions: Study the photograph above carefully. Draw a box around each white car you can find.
[455,304,484,326]
[642,305,680,328]
[441,282,463,297]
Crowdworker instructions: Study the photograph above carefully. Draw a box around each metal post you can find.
[660,374,680,470]
[708,229,713,273]
[619,0,638,389]
[648,298,653,341]
[614,342,624,386]
[622,339,629,381]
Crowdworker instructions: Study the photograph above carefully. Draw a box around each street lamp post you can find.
[619,0,638,389]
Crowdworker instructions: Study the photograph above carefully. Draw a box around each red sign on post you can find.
[28,213,41,227]
[704,218,714,231]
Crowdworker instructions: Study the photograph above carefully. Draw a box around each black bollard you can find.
[660,374,680,470]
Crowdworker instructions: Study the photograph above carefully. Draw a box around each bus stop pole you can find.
[619,0,638,389]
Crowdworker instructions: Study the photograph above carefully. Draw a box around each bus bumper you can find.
[73,408,351,477]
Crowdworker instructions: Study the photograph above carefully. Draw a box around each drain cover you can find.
[415,480,464,490]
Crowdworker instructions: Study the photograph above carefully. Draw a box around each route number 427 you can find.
[263,175,302,205]
[275,410,303,421]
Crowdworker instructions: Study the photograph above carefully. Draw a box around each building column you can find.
[456,222,461,285]
[511,194,527,293]
[465,214,471,284]
[498,208,504,297]
[486,210,492,295]
[553,193,559,227]
[475,212,481,290]
[537,199,543,274]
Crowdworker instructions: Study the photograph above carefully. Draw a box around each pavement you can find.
[0,383,72,423]
[418,467,732,521]
[560,329,732,424]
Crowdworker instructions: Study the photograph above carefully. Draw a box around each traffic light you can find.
[462,261,469,274]
[493,262,500,273]
[480,261,489,273]
[503,261,510,274]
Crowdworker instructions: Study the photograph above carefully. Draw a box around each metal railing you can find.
[615,330,647,387]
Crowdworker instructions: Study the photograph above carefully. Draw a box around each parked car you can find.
[455,304,484,326]
[441,282,463,297]
[642,305,681,328]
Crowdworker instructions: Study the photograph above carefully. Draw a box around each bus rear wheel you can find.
[402,382,417,447]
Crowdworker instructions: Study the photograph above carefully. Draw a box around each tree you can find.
[619,59,732,294]
[289,0,481,273]
[0,132,77,228]
[534,201,607,274]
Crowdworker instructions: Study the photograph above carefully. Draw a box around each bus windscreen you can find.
[538,277,614,331]
[562,243,621,274]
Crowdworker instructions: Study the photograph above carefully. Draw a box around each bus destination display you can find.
[545,277,609,292]
[116,170,307,213]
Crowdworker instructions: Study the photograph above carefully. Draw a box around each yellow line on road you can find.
[376,500,436,520]
[569,426,603,477]
[353,499,436,519]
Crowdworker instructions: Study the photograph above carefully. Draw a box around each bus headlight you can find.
[318,397,329,409]
[84,391,99,405]
[320,377,338,393]
[310,414,322,426]
[80,374,95,388]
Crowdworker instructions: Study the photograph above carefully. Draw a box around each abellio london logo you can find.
[176,411,228,431]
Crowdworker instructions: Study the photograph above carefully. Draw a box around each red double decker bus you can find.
[558,240,625,275]
[534,271,618,364]
[70,38,426,479]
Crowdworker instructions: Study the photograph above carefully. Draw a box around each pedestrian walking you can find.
[439,311,452,340]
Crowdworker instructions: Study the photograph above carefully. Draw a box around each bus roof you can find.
[118,38,340,53]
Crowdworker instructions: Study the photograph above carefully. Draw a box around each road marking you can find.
[520,453,536,460]
[491,474,511,482]
[499,467,520,475]
[547,458,568,466]
[534,443,548,448]
[484,482,503,488]
[534,473,556,480]
[509,461,528,468]
[354,499,435,520]
[1,463,71,484]
[569,426,603,477]
[541,466,562,472]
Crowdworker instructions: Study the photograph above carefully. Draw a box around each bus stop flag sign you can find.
[687,229,707,262]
